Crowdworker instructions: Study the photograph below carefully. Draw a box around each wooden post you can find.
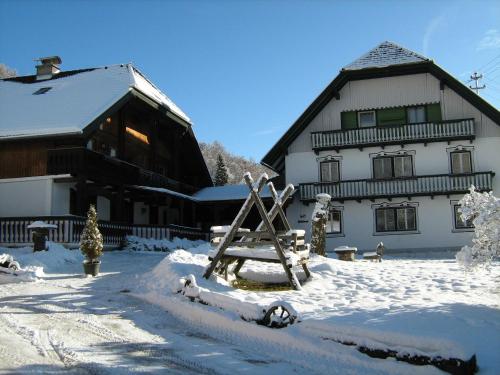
[243,174,301,290]
[203,174,267,280]
[254,184,294,233]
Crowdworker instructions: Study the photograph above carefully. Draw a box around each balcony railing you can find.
[47,147,196,192]
[299,172,494,201]
[310,118,475,151]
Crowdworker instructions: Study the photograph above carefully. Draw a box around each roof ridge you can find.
[343,41,430,71]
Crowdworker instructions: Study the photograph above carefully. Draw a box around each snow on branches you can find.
[80,205,103,262]
[310,193,331,256]
[455,186,500,270]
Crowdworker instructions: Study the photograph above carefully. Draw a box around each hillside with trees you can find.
[200,141,276,185]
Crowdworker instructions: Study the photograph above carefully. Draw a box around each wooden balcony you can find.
[298,171,494,202]
[310,118,475,151]
[47,147,196,193]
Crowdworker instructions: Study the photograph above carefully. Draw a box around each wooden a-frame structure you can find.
[203,173,310,290]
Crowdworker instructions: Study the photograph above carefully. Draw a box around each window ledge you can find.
[326,233,345,238]
[373,230,420,236]
[452,228,474,233]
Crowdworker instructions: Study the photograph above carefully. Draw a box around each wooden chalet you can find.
[0,57,264,247]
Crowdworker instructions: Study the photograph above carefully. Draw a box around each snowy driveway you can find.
[0,251,302,374]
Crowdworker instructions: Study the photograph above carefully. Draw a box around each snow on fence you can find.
[0,216,209,247]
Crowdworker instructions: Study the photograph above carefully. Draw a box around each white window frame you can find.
[317,155,342,183]
[407,106,426,124]
[369,150,416,179]
[450,200,474,232]
[446,145,474,175]
[372,202,420,235]
[358,110,376,128]
[326,206,344,237]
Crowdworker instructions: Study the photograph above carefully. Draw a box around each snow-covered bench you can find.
[208,228,311,281]
[363,242,384,262]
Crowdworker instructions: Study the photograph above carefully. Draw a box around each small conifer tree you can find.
[214,154,229,186]
[311,194,331,256]
[80,205,103,262]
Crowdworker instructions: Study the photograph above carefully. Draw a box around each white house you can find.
[262,41,500,253]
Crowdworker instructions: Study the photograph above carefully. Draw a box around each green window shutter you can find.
[426,103,442,122]
[377,107,406,126]
[341,111,358,129]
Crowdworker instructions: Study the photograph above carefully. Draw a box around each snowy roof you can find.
[193,184,274,202]
[131,185,196,202]
[343,41,430,71]
[131,184,275,202]
[0,64,190,140]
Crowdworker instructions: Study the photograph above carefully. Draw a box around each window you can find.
[373,155,413,179]
[320,160,340,182]
[450,151,472,174]
[407,106,426,124]
[33,87,52,95]
[326,209,342,234]
[453,205,474,229]
[375,207,417,232]
[358,111,376,128]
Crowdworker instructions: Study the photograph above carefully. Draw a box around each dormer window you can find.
[33,87,52,95]
[358,111,376,128]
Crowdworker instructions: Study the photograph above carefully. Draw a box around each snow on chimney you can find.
[35,56,62,80]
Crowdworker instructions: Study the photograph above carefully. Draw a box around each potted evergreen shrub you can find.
[80,205,103,276]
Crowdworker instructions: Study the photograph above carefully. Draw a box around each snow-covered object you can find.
[0,64,190,140]
[80,205,103,261]
[334,246,358,253]
[26,221,57,229]
[455,186,500,269]
[311,193,331,256]
[124,235,204,252]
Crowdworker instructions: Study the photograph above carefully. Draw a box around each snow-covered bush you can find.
[455,186,500,269]
[80,205,103,262]
[310,193,331,256]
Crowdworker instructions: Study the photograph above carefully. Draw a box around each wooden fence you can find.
[0,215,209,247]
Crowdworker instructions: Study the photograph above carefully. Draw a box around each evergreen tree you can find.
[214,154,229,186]
[80,205,103,262]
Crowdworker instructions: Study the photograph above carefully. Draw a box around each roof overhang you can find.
[261,61,500,173]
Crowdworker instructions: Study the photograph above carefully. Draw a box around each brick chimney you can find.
[35,56,62,80]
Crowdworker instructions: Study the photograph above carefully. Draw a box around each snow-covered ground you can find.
[1,242,499,374]
[139,244,500,374]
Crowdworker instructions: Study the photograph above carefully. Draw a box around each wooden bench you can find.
[363,242,385,262]
[209,228,311,281]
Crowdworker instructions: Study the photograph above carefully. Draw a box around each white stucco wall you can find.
[287,195,474,253]
[288,73,500,153]
[51,182,73,216]
[0,176,53,217]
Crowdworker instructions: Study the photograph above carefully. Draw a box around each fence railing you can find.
[310,118,475,150]
[0,215,209,246]
[299,171,494,201]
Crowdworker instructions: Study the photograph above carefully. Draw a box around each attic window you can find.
[33,87,52,95]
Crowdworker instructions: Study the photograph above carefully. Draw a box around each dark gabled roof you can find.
[261,45,500,173]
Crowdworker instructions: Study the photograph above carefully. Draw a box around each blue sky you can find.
[1,0,499,160]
